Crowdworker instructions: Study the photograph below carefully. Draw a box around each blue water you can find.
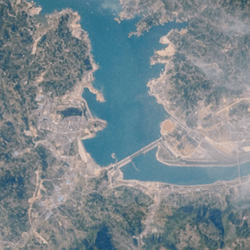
[77,4,187,166]
[122,149,250,185]
[57,196,64,202]
[33,0,182,166]
[34,0,250,184]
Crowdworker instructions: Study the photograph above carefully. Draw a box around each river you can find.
[34,0,250,185]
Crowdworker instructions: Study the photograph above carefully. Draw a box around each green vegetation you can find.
[2,0,250,249]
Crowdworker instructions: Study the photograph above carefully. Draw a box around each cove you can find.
[33,0,179,166]
[78,6,187,166]
[33,0,250,185]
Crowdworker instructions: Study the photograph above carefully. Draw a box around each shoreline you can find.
[160,118,175,135]
[147,32,249,172]
[113,160,249,189]
[119,172,248,189]
[52,6,250,189]
[155,145,250,168]
[59,9,107,172]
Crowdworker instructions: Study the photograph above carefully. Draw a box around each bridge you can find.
[113,137,163,169]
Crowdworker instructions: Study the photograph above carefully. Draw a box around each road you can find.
[114,137,163,169]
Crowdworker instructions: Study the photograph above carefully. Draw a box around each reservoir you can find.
[34,0,250,185]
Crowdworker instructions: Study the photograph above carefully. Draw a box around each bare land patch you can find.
[160,119,175,135]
